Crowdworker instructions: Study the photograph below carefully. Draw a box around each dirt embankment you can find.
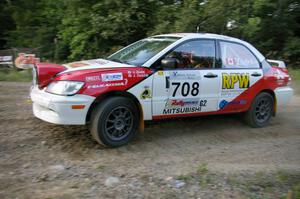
[0,82,299,199]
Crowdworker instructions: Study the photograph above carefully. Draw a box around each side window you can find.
[220,41,260,69]
[164,40,216,69]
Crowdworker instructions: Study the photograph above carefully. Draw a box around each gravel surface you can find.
[0,82,299,199]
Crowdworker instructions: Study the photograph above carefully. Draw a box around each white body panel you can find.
[150,69,263,117]
[152,70,218,116]
[31,86,95,125]
[274,86,294,106]
[216,69,263,107]
[127,76,153,120]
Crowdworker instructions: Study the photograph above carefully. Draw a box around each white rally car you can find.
[31,33,293,147]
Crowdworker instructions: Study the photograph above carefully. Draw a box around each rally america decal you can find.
[163,98,207,114]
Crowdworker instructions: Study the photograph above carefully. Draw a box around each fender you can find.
[35,63,67,88]
[85,90,145,133]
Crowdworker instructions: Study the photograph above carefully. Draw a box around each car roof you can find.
[152,33,265,62]
[154,33,238,41]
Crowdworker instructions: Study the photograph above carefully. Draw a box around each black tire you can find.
[90,96,140,147]
[244,92,274,128]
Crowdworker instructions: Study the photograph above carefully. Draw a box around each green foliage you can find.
[289,68,300,81]
[1,0,299,68]
[0,69,32,82]
[197,163,208,174]
[176,174,192,181]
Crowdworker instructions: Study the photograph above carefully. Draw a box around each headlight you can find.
[46,81,84,95]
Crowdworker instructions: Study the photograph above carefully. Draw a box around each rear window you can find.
[220,41,260,69]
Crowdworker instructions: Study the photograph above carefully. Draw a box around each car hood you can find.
[62,58,135,73]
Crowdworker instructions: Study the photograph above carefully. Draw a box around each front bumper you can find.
[274,86,294,106]
[30,86,95,125]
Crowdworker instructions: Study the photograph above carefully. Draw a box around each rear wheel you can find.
[90,97,139,147]
[245,92,274,128]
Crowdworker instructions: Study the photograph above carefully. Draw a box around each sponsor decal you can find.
[226,58,237,65]
[225,57,257,66]
[87,81,127,89]
[171,82,199,97]
[221,90,244,97]
[85,76,101,82]
[101,73,123,82]
[158,71,164,76]
[219,99,247,109]
[222,73,250,89]
[67,59,109,68]
[140,86,151,99]
[170,71,200,80]
[163,107,202,114]
[163,99,207,114]
[86,59,109,65]
[127,70,148,78]
[68,62,89,68]
[165,98,200,108]
[274,69,287,80]
[273,69,289,85]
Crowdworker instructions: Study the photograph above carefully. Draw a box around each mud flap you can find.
[273,97,277,117]
[138,105,145,133]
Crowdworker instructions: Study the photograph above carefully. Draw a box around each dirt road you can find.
[0,82,299,199]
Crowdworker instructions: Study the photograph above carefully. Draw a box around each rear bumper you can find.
[30,86,95,125]
[274,86,293,106]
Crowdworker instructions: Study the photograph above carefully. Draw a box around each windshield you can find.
[107,37,179,66]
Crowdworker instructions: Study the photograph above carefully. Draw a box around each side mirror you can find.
[161,57,177,69]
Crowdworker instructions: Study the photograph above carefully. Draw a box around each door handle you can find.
[204,73,218,78]
[251,72,262,77]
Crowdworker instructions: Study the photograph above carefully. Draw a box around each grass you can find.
[96,164,106,171]
[195,163,213,188]
[175,163,213,188]
[289,68,300,81]
[0,68,32,82]
[197,163,208,174]
[173,166,300,198]
[226,170,300,199]
[199,175,213,188]
[176,174,192,182]
[280,183,300,199]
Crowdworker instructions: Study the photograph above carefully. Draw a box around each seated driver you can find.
[166,51,191,68]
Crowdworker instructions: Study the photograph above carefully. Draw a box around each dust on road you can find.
[0,82,299,199]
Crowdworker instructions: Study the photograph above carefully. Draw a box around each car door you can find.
[216,41,263,111]
[152,39,218,118]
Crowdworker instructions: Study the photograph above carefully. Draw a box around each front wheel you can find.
[244,92,274,128]
[90,97,140,147]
